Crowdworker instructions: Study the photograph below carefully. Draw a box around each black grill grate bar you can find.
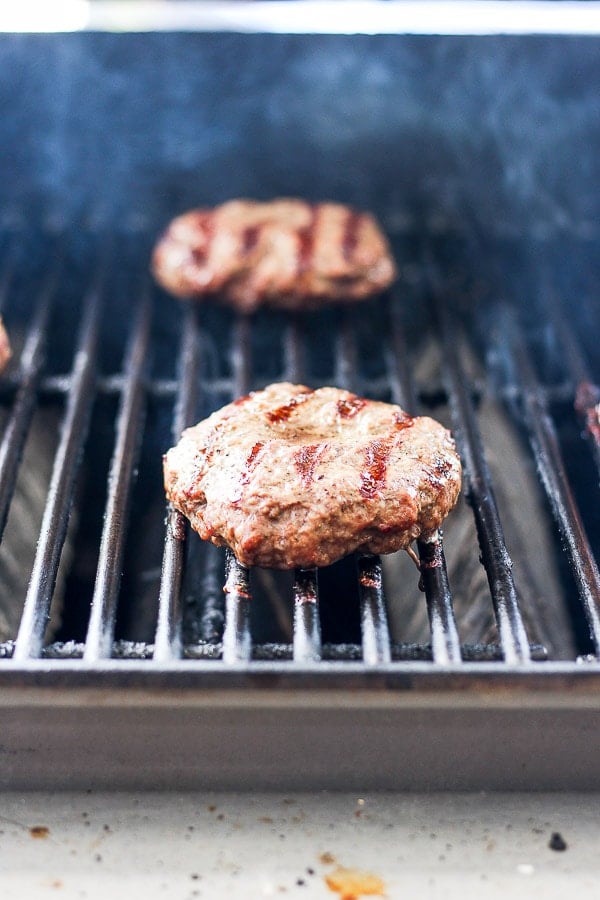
[84,290,152,662]
[222,550,252,663]
[334,306,359,391]
[334,307,392,663]
[293,568,322,662]
[416,531,462,665]
[154,305,202,662]
[220,315,254,663]
[13,271,103,661]
[384,295,419,414]
[357,554,392,665]
[386,292,462,664]
[199,544,226,643]
[500,305,600,656]
[0,267,57,544]
[0,240,18,314]
[284,315,322,662]
[231,314,252,398]
[427,269,531,665]
[0,637,548,662]
[283,313,307,384]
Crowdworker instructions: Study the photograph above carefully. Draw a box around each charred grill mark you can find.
[433,456,453,478]
[190,212,214,265]
[232,441,265,506]
[171,512,187,542]
[244,440,265,472]
[393,411,414,431]
[294,443,328,488]
[266,390,313,424]
[297,205,318,275]
[359,568,382,589]
[337,395,367,419]
[342,209,362,261]
[360,439,392,499]
[242,224,261,255]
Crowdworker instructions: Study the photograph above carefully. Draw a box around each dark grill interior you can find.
[0,229,598,669]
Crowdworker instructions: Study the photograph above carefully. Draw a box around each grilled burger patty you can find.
[152,198,396,312]
[163,383,462,570]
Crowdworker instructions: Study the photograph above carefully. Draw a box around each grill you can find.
[1,24,600,791]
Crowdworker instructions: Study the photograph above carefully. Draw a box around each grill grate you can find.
[0,231,599,672]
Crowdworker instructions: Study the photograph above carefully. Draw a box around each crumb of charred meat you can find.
[151,198,396,312]
[163,382,461,570]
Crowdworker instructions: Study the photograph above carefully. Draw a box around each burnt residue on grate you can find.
[0,230,599,667]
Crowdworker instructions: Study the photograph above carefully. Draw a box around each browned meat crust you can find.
[151,198,396,312]
[0,317,11,374]
[163,383,462,570]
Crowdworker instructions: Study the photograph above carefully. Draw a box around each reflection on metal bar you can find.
[13,272,102,661]
[85,291,151,661]
[154,305,201,662]
[502,305,600,656]
[357,554,392,665]
[387,291,462,664]
[293,568,322,662]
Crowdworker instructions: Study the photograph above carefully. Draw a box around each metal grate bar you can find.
[199,543,225,643]
[284,314,322,662]
[231,314,252,397]
[222,550,252,663]
[293,568,322,662]
[154,305,202,662]
[0,239,18,315]
[221,315,254,662]
[334,306,359,391]
[0,269,56,543]
[426,264,531,664]
[335,307,392,663]
[283,313,306,383]
[84,291,152,661]
[357,554,392,664]
[501,305,600,655]
[0,636,547,662]
[13,273,102,661]
[387,291,462,664]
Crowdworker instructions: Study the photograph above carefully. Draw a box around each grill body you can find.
[1,28,600,789]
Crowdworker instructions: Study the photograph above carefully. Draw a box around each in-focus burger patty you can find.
[163,383,462,570]
[152,198,396,312]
